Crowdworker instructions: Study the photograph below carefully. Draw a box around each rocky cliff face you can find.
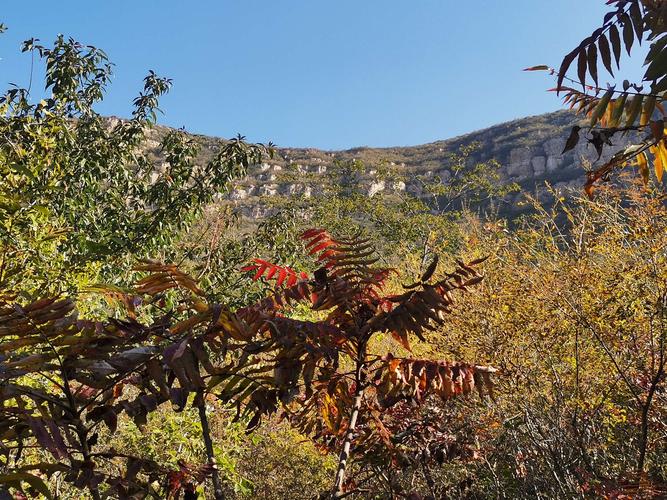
[223,110,633,217]
[141,110,631,218]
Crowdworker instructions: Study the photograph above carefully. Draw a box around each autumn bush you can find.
[163,178,667,499]
[397,180,667,499]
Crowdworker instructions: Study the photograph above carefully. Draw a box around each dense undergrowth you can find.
[2,2,667,498]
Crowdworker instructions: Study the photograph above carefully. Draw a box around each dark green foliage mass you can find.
[0,33,273,296]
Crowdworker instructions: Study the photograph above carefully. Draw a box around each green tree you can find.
[0,31,272,297]
[265,146,516,275]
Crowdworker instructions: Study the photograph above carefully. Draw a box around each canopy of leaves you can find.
[527,0,667,195]
[0,34,273,297]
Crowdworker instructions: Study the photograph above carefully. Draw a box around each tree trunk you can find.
[196,391,225,500]
[637,366,663,477]
[76,426,101,500]
[332,344,366,498]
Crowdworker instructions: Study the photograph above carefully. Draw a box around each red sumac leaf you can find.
[309,240,336,255]
[523,65,550,71]
[621,13,634,55]
[467,256,489,266]
[598,34,614,75]
[587,43,598,86]
[276,268,287,287]
[557,47,579,93]
[577,47,588,87]
[610,24,622,67]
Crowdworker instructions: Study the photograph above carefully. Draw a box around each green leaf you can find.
[610,93,627,126]
[9,162,37,180]
[625,94,644,126]
[590,88,614,126]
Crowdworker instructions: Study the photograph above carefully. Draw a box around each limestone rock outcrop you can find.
[140,110,634,218]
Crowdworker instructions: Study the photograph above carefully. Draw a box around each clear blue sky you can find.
[1,1,648,150]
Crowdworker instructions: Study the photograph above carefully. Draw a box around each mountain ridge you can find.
[133,109,627,218]
[219,109,626,216]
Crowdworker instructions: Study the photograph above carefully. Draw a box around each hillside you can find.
[135,109,630,218]
[230,110,630,215]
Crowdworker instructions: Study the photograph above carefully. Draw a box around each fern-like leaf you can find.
[240,258,308,287]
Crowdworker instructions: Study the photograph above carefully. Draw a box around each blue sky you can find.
[1,1,648,149]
